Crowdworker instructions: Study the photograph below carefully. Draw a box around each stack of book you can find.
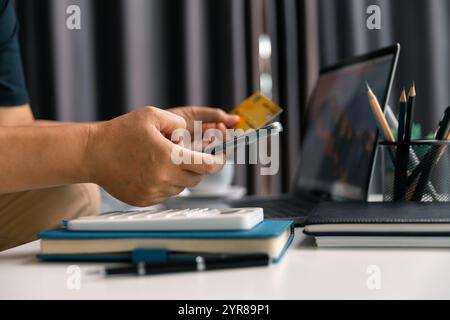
[38,218,294,264]
[304,202,450,248]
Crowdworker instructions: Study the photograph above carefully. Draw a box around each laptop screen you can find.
[295,48,398,201]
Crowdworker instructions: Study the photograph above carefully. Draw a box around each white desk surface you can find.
[1,229,450,300]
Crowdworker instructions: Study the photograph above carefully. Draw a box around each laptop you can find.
[229,44,400,226]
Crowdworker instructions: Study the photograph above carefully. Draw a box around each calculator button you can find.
[145,210,175,218]
[67,207,264,231]
[125,210,157,219]
[201,209,221,216]
[165,209,190,218]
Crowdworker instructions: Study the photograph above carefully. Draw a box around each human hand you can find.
[85,107,225,206]
[168,106,239,134]
[168,106,239,150]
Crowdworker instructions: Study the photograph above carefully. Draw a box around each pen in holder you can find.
[379,140,450,202]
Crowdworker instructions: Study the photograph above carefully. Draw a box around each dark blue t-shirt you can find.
[0,0,29,106]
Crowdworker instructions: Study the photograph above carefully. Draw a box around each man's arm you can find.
[0,106,83,193]
[0,106,226,206]
[0,120,91,193]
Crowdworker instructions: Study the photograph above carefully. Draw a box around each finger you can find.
[172,170,203,188]
[151,196,171,205]
[201,139,215,150]
[182,162,225,176]
[156,139,205,186]
[192,107,240,128]
[217,122,227,135]
[202,122,228,147]
[134,193,170,206]
[162,139,226,174]
[161,186,186,197]
[178,151,226,175]
[202,123,217,132]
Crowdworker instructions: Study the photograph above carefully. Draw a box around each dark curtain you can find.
[318,0,450,135]
[15,0,254,121]
[267,0,319,193]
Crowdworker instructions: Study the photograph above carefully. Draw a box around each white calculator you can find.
[65,208,264,231]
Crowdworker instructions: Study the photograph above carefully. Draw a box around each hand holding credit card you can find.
[204,92,284,154]
[230,92,283,130]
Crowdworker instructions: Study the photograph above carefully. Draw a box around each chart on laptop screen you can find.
[297,54,396,201]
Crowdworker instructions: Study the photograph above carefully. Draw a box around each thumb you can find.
[151,107,187,134]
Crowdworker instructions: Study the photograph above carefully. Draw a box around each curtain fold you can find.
[16,0,258,119]
[318,0,450,134]
[266,0,319,193]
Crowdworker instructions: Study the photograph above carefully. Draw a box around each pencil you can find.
[367,83,395,143]
[404,83,416,143]
[394,89,409,201]
[397,88,407,143]
[386,104,439,200]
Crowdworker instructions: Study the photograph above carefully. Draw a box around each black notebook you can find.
[303,202,450,248]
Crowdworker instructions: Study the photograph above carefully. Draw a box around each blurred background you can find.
[13,0,450,198]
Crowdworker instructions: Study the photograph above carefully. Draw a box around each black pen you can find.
[404,83,416,143]
[102,254,270,277]
[411,106,450,201]
[397,88,407,143]
[394,89,408,201]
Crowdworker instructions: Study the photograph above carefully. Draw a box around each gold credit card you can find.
[230,92,283,131]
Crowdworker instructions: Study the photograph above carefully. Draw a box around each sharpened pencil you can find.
[398,88,407,143]
[367,83,395,143]
[404,83,416,143]
[394,89,409,201]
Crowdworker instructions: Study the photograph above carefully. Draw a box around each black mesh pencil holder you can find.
[379,141,450,202]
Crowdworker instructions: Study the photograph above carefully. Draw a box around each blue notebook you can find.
[38,220,294,263]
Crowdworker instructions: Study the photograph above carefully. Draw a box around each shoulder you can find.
[0,0,17,47]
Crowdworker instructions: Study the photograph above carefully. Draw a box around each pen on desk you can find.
[411,106,450,201]
[393,89,408,201]
[102,254,270,277]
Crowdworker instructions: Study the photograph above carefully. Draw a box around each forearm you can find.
[0,124,92,193]
[34,120,91,126]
